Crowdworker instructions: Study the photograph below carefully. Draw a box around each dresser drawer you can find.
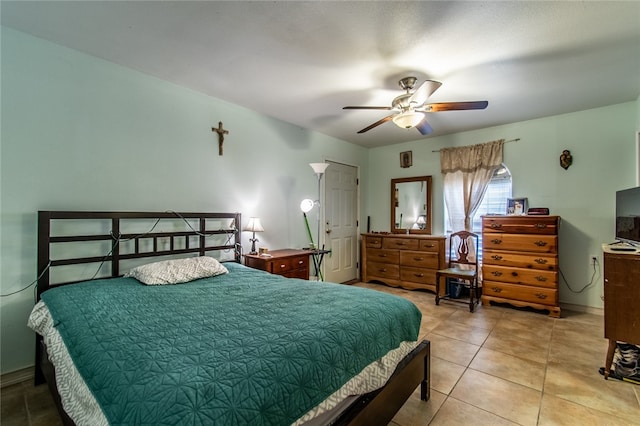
[483,234,557,253]
[382,238,420,251]
[419,240,441,252]
[482,250,558,271]
[483,281,558,306]
[482,216,559,235]
[483,265,557,288]
[367,248,400,264]
[400,267,437,286]
[400,251,439,269]
[366,262,400,280]
[365,236,382,249]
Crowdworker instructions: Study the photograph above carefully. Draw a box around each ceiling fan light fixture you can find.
[392,110,425,129]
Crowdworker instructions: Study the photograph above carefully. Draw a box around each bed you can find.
[30,211,430,425]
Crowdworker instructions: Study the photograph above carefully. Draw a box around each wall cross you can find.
[212,121,229,156]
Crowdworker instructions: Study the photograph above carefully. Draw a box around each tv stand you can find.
[602,246,640,379]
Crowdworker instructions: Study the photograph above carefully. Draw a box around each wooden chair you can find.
[435,230,480,312]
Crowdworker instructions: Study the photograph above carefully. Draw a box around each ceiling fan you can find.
[343,76,488,135]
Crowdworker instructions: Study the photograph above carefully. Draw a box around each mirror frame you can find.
[390,176,433,234]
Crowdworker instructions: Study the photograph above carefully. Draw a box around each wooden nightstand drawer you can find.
[244,249,310,280]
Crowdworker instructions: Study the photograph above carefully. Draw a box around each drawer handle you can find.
[491,271,503,277]
[534,258,548,265]
[424,244,435,247]
[379,268,387,272]
[535,293,547,299]
[535,276,547,282]
[534,223,547,229]
[534,241,548,247]
[491,239,503,245]
[297,260,304,265]
[490,223,503,229]
[491,287,502,293]
[279,263,286,269]
[491,255,503,260]
[378,254,388,258]
[414,273,424,278]
[395,242,406,246]
[413,257,424,261]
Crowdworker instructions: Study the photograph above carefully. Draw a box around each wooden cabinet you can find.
[603,248,640,378]
[244,249,310,279]
[361,233,445,293]
[481,215,561,317]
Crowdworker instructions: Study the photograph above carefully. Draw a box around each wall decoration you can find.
[507,198,528,215]
[400,151,412,168]
[212,121,229,155]
[559,149,573,170]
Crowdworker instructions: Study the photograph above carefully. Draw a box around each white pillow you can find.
[124,256,228,285]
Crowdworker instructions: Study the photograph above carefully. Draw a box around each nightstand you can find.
[243,249,311,279]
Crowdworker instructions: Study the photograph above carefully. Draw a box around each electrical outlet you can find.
[589,254,598,266]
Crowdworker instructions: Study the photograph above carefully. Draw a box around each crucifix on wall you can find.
[211,121,229,156]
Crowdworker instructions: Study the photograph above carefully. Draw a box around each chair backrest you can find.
[448,230,479,270]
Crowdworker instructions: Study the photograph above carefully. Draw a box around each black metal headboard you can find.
[37,211,241,300]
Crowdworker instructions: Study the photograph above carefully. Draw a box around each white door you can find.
[322,161,358,283]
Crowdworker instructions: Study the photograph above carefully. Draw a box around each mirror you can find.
[391,176,432,234]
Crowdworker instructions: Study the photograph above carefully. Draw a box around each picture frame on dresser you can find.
[506,198,528,215]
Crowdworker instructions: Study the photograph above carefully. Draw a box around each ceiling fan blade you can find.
[422,101,488,112]
[343,106,393,110]
[357,115,395,133]
[408,80,442,106]
[415,118,433,136]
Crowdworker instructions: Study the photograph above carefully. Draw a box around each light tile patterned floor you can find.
[2,282,639,425]
[357,282,640,425]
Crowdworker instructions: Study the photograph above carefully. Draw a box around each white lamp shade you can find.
[243,217,264,232]
[309,162,329,175]
[392,111,425,129]
[300,199,315,213]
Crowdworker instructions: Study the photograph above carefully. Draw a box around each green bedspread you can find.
[41,262,421,425]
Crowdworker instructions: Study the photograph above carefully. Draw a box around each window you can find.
[445,164,512,261]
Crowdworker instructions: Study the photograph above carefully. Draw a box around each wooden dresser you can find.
[602,247,640,378]
[244,249,310,279]
[481,215,561,317]
[361,233,446,293]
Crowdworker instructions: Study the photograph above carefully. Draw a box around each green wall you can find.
[0,27,368,374]
[367,101,638,311]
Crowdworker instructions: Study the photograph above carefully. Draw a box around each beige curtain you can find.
[441,139,504,232]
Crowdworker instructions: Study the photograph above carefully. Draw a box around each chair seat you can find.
[437,268,477,279]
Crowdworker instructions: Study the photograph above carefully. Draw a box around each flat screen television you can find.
[615,186,640,245]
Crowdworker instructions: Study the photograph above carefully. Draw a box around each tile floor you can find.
[2,282,639,425]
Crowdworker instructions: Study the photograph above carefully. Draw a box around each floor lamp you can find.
[300,162,329,278]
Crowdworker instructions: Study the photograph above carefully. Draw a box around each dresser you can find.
[481,215,561,317]
[602,247,640,378]
[361,233,446,293]
[244,249,310,279]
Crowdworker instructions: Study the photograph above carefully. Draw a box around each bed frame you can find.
[35,210,430,425]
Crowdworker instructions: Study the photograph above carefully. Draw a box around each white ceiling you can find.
[2,1,640,148]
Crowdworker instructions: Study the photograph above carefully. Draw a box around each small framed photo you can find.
[400,151,412,168]
[507,198,528,215]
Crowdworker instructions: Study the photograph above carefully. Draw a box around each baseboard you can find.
[560,302,604,316]
[1,366,34,388]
